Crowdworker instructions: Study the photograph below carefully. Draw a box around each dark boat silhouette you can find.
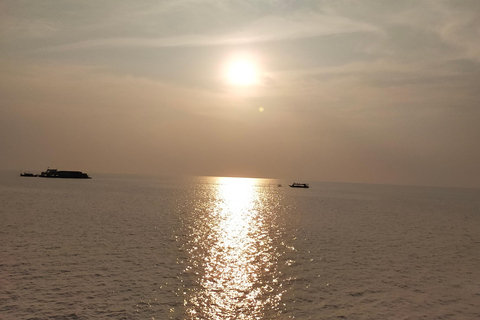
[289,182,309,188]
[20,172,38,177]
[39,168,91,179]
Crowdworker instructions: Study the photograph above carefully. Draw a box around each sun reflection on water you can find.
[183,177,286,319]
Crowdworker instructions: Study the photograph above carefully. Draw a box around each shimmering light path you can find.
[181,177,288,319]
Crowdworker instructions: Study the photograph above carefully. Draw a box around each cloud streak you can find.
[41,11,377,51]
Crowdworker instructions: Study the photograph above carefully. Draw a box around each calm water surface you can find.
[1,171,479,319]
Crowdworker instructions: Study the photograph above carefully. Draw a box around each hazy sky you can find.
[1,0,480,188]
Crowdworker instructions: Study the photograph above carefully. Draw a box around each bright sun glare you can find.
[225,57,260,86]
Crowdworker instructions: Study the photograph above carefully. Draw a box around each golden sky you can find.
[1,0,480,187]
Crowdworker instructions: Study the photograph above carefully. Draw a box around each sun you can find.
[225,56,260,86]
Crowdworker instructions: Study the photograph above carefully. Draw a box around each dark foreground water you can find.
[1,172,479,319]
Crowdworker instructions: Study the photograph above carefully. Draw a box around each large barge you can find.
[39,168,91,179]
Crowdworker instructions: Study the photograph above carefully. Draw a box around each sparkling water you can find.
[1,172,479,319]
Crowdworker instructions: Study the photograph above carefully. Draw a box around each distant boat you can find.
[289,182,309,188]
[20,172,38,177]
[39,168,91,179]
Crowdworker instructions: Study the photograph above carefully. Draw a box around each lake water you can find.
[1,172,479,319]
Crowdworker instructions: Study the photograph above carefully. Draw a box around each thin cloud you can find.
[41,11,377,51]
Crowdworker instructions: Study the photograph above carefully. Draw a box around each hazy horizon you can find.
[2,1,480,188]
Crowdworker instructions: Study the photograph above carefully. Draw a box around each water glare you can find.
[182,177,287,319]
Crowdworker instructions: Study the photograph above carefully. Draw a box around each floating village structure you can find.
[20,168,91,179]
